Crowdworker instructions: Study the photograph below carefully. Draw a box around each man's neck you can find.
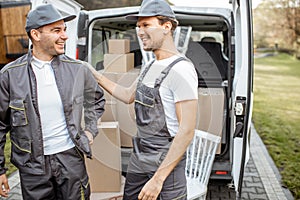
[154,37,179,60]
[154,47,179,60]
[32,49,54,62]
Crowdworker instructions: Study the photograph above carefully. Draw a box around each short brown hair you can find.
[156,16,179,33]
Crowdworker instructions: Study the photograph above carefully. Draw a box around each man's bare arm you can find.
[87,64,136,104]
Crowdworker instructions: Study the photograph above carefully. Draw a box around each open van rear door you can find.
[231,0,253,196]
[30,0,82,58]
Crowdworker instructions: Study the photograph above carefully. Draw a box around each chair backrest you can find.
[186,130,221,185]
[201,36,217,43]
[199,41,227,80]
[186,40,228,86]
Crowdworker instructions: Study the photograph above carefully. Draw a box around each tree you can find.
[281,0,300,57]
[254,0,300,57]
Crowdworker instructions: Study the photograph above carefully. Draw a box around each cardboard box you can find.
[114,68,140,86]
[116,102,136,147]
[98,68,140,94]
[97,70,118,101]
[97,69,140,147]
[197,88,225,154]
[108,39,130,54]
[115,69,140,147]
[104,53,134,73]
[101,100,117,122]
[90,176,125,200]
[86,122,121,192]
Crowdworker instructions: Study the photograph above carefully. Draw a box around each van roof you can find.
[86,6,231,22]
[170,0,232,9]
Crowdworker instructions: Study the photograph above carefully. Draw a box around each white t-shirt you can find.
[141,55,198,136]
[31,57,75,155]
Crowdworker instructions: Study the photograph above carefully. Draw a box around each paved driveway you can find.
[206,124,293,200]
[3,124,294,200]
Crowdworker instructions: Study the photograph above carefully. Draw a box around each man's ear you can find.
[164,21,172,30]
[163,21,172,34]
[30,29,41,42]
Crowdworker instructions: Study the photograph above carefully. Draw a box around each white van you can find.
[77,0,253,196]
[33,0,253,197]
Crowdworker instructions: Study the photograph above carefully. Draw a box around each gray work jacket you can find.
[0,51,105,175]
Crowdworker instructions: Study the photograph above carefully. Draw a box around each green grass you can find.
[4,135,17,177]
[253,53,300,199]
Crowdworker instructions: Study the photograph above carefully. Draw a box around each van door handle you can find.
[233,122,244,138]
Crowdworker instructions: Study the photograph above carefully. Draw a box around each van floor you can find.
[207,179,236,199]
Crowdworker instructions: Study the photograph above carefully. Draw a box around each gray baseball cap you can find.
[126,0,176,21]
[25,4,76,32]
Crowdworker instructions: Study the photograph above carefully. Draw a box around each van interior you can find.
[88,13,233,179]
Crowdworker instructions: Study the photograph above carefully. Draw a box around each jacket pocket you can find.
[10,135,31,166]
[9,99,28,126]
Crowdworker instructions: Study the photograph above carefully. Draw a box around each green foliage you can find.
[253,0,300,55]
[4,134,17,177]
[253,53,300,199]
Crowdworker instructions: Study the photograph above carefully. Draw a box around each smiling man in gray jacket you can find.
[0,4,105,200]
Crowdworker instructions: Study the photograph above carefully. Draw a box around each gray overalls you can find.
[123,57,187,200]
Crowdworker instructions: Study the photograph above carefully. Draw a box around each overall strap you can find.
[154,57,187,88]
[138,60,155,83]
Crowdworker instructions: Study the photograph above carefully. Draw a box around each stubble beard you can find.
[143,37,164,52]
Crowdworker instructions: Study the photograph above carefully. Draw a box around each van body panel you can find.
[231,0,253,194]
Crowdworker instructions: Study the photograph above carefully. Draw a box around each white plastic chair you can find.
[186,130,221,200]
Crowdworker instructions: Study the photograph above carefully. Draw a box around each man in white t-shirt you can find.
[89,0,198,199]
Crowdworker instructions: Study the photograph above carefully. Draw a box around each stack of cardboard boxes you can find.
[104,39,134,73]
[85,39,139,197]
[101,39,138,148]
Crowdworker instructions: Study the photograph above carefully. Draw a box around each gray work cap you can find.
[25,4,76,32]
[126,0,176,21]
